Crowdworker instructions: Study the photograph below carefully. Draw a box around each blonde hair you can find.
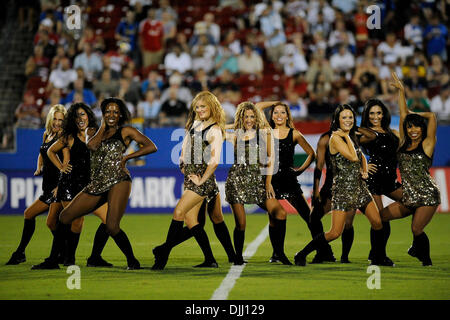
[45,104,67,136]
[186,91,225,135]
[233,101,270,131]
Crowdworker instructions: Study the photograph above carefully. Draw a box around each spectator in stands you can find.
[93,68,120,98]
[284,90,308,120]
[35,29,56,61]
[309,11,331,38]
[352,1,369,53]
[25,44,50,78]
[50,45,67,71]
[404,66,428,100]
[193,12,221,45]
[139,8,165,68]
[61,78,97,107]
[305,49,334,92]
[77,25,105,53]
[73,42,103,82]
[191,44,215,75]
[423,14,448,60]
[328,19,356,54]
[118,76,141,110]
[14,91,41,129]
[215,90,236,123]
[141,70,164,96]
[284,71,308,99]
[376,31,407,63]
[41,88,61,123]
[39,5,64,34]
[307,0,335,29]
[159,86,188,127]
[407,89,431,113]
[214,45,239,76]
[259,2,286,67]
[115,10,140,63]
[103,45,132,79]
[356,44,381,68]
[352,56,379,91]
[161,11,177,48]
[160,72,193,106]
[212,69,239,93]
[430,83,450,119]
[137,89,162,127]
[427,54,449,90]
[130,0,153,23]
[330,43,355,78]
[378,54,403,102]
[155,0,178,22]
[404,14,424,50]
[237,44,264,79]
[222,28,242,56]
[47,57,77,93]
[279,43,308,77]
[163,43,192,76]
[187,69,213,94]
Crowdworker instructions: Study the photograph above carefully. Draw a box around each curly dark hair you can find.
[330,104,359,146]
[100,97,131,127]
[62,102,98,141]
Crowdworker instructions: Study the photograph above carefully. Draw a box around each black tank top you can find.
[274,128,294,172]
[70,134,90,185]
[40,134,62,192]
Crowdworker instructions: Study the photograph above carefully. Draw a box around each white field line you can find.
[210,223,269,300]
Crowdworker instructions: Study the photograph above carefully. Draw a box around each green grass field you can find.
[0,213,449,300]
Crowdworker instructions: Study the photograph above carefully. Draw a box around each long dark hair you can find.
[400,113,428,151]
[361,99,392,131]
[100,97,131,127]
[268,102,294,129]
[62,102,98,141]
[330,104,359,146]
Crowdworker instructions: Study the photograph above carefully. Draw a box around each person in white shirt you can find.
[48,57,77,92]
[237,44,263,78]
[430,84,450,119]
[279,43,308,77]
[330,44,355,75]
[163,43,192,76]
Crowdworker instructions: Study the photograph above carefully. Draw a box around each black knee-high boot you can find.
[111,229,140,269]
[31,222,70,269]
[191,224,218,267]
[152,219,183,270]
[213,221,236,263]
[233,228,245,265]
[273,218,292,265]
[294,232,328,266]
[6,219,35,265]
[87,223,112,267]
[369,228,393,266]
[268,224,279,262]
[414,232,432,266]
[64,230,80,266]
[340,226,354,263]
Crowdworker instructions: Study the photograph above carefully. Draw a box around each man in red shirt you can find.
[139,8,164,68]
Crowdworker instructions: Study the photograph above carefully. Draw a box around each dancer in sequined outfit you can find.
[225,102,292,265]
[152,91,226,270]
[294,104,392,266]
[360,99,402,264]
[380,73,440,266]
[6,105,67,265]
[52,98,157,270]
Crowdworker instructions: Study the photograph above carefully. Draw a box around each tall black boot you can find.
[64,230,80,266]
[87,223,112,267]
[370,228,394,266]
[6,219,35,265]
[415,232,432,266]
[31,222,70,269]
[112,229,140,270]
[268,224,279,263]
[294,232,328,266]
[340,226,354,263]
[273,218,292,265]
[213,221,236,263]
[191,224,218,268]
[152,219,183,270]
[233,228,246,265]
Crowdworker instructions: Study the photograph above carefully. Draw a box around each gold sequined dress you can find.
[330,147,373,212]
[225,132,266,205]
[84,127,131,195]
[398,142,441,208]
[182,123,219,201]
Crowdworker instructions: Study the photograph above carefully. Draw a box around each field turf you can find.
[0,213,449,300]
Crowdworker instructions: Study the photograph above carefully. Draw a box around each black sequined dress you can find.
[56,135,91,202]
[182,123,219,202]
[84,127,131,195]
[398,142,440,208]
[225,131,266,205]
[271,128,303,199]
[330,147,373,212]
[361,131,401,195]
[38,134,62,205]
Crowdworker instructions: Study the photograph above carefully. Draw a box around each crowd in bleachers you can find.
[12,0,450,134]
